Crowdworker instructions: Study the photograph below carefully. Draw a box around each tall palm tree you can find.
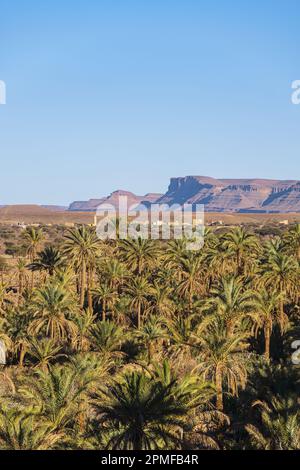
[164,239,188,269]
[91,370,193,450]
[259,252,298,331]
[222,227,259,274]
[195,316,249,411]
[147,282,174,318]
[22,227,44,262]
[98,258,127,290]
[136,316,166,364]
[73,309,95,352]
[64,226,101,307]
[92,284,118,321]
[250,290,283,362]
[5,308,31,366]
[166,315,200,364]
[175,253,203,314]
[204,276,255,336]
[15,258,27,304]
[118,238,160,275]
[125,276,152,328]
[284,223,300,261]
[22,227,44,289]
[202,241,232,289]
[29,284,78,342]
[20,363,98,433]
[89,320,125,358]
[28,246,65,276]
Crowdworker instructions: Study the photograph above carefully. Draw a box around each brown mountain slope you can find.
[68,191,163,211]
[157,176,300,212]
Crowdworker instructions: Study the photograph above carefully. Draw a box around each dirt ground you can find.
[1,204,300,226]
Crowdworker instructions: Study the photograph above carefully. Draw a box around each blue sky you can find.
[0,0,300,205]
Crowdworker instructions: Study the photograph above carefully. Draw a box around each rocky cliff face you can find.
[68,177,300,213]
[156,176,300,212]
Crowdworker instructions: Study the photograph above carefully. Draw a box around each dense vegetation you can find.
[0,223,299,450]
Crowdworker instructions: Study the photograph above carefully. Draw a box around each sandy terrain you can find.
[0,205,300,226]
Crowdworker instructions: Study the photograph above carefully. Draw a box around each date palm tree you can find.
[259,252,298,332]
[250,290,283,362]
[91,370,195,450]
[136,315,166,364]
[73,309,95,352]
[125,276,152,328]
[98,258,127,290]
[64,226,101,307]
[246,397,300,450]
[204,276,255,336]
[167,315,197,363]
[27,337,65,370]
[0,407,63,450]
[284,223,300,261]
[89,320,125,358]
[16,258,27,304]
[147,282,174,318]
[202,242,232,289]
[195,316,249,411]
[92,284,118,321]
[175,253,203,314]
[118,237,160,275]
[20,363,98,434]
[28,246,65,276]
[184,409,230,450]
[22,227,44,262]
[29,284,78,342]
[22,227,44,289]
[5,308,31,366]
[222,227,259,274]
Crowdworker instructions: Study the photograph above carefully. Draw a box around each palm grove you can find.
[0,222,299,450]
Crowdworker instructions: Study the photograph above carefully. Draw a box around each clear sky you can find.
[0,0,300,205]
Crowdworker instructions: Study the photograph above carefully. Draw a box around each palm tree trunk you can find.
[279,283,285,333]
[19,344,26,367]
[87,266,93,311]
[30,249,36,290]
[189,282,193,315]
[215,364,223,411]
[137,303,141,329]
[264,325,271,363]
[102,299,106,322]
[147,341,154,364]
[30,270,34,290]
[18,273,23,305]
[78,396,88,433]
[80,259,86,308]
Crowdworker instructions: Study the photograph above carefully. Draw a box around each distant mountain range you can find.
[68,190,163,211]
[68,176,300,213]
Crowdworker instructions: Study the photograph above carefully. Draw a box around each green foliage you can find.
[0,224,299,449]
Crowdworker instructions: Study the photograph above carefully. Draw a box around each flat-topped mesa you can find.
[157,176,300,212]
[67,176,300,213]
